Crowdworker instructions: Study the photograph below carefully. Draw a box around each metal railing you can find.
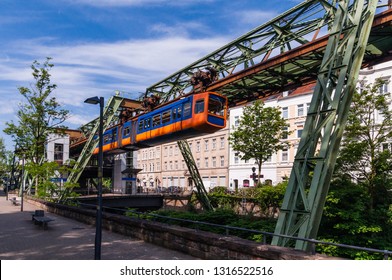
[77,202,392,260]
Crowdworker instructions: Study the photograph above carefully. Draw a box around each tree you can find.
[229,100,289,186]
[335,78,392,210]
[0,138,10,186]
[3,58,69,164]
[322,79,392,258]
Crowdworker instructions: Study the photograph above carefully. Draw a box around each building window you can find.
[306,103,310,114]
[212,156,216,167]
[205,157,209,168]
[212,138,217,150]
[282,107,288,119]
[204,140,209,151]
[220,156,225,167]
[156,162,160,171]
[234,153,240,164]
[175,160,178,170]
[297,129,303,138]
[297,104,304,116]
[282,148,288,162]
[196,158,200,168]
[196,141,201,152]
[234,116,240,127]
[220,137,225,149]
[282,126,288,139]
[379,80,389,94]
[54,143,64,162]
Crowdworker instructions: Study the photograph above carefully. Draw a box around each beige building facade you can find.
[136,125,230,191]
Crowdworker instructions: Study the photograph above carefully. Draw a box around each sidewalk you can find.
[0,191,198,260]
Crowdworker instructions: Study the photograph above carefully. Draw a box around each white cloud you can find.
[0,34,229,130]
[232,10,278,27]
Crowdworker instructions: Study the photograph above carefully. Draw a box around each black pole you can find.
[7,146,18,201]
[20,156,25,212]
[94,97,104,260]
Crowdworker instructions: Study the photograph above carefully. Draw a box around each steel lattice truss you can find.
[143,0,392,107]
[144,0,338,102]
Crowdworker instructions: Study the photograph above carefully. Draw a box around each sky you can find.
[0,0,306,150]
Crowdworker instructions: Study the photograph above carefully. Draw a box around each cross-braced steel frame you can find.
[272,0,378,250]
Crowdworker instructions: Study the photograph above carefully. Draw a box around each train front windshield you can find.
[208,95,226,116]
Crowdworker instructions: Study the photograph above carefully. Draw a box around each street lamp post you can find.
[84,96,104,260]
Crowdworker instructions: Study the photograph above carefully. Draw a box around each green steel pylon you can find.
[272,0,378,250]
[67,95,124,185]
[177,140,214,211]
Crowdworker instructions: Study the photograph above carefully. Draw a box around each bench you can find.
[10,197,21,206]
[31,210,54,230]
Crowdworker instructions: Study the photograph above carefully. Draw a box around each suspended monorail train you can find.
[93,91,228,154]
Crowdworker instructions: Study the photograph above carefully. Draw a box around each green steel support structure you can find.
[67,95,124,185]
[272,0,378,250]
[177,140,214,211]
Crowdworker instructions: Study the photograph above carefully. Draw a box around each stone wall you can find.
[27,197,340,260]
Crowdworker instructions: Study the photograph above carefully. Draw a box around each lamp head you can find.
[84,96,100,105]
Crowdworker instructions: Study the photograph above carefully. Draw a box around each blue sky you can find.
[0,0,305,150]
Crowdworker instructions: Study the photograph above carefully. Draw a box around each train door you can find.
[172,105,183,132]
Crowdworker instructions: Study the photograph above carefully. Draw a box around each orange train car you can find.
[93,91,227,154]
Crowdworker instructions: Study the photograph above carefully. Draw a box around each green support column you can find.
[272,0,378,250]
[66,95,124,187]
[177,140,213,211]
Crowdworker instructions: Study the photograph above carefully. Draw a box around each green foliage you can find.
[336,78,392,210]
[0,138,11,186]
[207,182,286,218]
[323,79,392,259]
[25,160,79,202]
[229,100,290,185]
[319,178,391,259]
[3,58,69,164]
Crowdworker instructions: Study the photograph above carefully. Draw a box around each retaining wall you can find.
[27,197,339,260]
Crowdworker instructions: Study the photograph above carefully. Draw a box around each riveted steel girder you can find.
[177,140,213,211]
[271,0,378,250]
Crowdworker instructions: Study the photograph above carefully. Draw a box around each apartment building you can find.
[137,125,230,191]
[228,60,392,189]
[228,85,313,189]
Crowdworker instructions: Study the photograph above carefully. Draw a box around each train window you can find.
[208,96,224,116]
[162,110,171,124]
[183,102,191,117]
[177,106,182,119]
[123,126,130,136]
[138,120,144,131]
[153,114,161,127]
[144,118,151,129]
[195,99,204,114]
[172,108,177,120]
